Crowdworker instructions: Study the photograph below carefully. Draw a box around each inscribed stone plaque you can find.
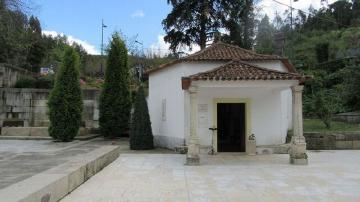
[198,104,208,127]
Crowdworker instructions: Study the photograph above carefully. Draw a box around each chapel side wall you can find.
[197,87,287,147]
[248,60,288,72]
[0,88,100,129]
[148,62,227,149]
[148,65,186,149]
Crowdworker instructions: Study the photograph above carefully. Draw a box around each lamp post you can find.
[100,19,107,75]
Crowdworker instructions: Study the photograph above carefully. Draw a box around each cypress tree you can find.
[130,86,154,150]
[99,33,131,138]
[48,47,83,142]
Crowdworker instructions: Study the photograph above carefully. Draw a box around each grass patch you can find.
[304,119,360,132]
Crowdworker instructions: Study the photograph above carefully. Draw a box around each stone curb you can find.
[0,134,101,141]
[0,145,120,202]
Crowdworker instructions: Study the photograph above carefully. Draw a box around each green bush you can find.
[99,33,131,138]
[35,75,54,89]
[48,47,83,142]
[130,86,154,150]
[14,76,36,88]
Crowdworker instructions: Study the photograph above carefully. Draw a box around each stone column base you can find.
[246,140,256,156]
[290,156,308,165]
[186,155,200,166]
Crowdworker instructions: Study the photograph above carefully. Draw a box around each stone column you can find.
[186,86,200,165]
[290,85,308,165]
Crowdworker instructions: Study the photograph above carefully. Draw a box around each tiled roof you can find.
[187,60,303,81]
[146,42,294,74]
[183,42,282,61]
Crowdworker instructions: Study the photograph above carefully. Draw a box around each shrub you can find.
[35,75,54,89]
[14,76,36,88]
[130,86,154,150]
[48,47,83,142]
[99,33,131,138]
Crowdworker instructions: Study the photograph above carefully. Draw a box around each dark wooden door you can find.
[217,103,246,152]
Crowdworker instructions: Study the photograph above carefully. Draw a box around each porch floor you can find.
[62,151,360,202]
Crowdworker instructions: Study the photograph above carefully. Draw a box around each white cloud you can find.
[257,0,338,20]
[131,10,145,18]
[149,35,201,57]
[149,35,170,57]
[42,30,99,55]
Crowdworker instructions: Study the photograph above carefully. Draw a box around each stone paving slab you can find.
[0,145,120,202]
[0,138,126,189]
[62,150,360,202]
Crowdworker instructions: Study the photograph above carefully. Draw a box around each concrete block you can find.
[352,141,360,149]
[30,127,49,137]
[33,106,47,114]
[31,99,47,107]
[33,120,50,127]
[1,127,30,136]
[335,141,353,149]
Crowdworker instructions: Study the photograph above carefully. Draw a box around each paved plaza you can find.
[62,150,360,202]
[0,138,172,191]
[0,138,124,189]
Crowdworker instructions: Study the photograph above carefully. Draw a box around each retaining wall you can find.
[0,88,100,129]
[305,132,360,150]
[0,64,36,88]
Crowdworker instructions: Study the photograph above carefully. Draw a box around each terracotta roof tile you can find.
[187,60,303,81]
[183,42,282,61]
[146,42,294,74]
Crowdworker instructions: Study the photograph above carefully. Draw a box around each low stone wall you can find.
[0,64,36,88]
[0,88,100,132]
[333,111,360,124]
[305,132,360,150]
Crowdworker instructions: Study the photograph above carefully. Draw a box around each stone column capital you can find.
[188,86,198,94]
[291,85,304,93]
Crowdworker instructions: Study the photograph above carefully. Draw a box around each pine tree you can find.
[26,16,45,72]
[130,86,154,150]
[220,0,255,49]
[255,15,275,54]
[48,47,83,142]
[162,0,220,52]
[99,33,131,138]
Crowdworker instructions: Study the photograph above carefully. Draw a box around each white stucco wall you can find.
[148,62,226,148]
[247,60,288,72]
[148,60,295,150]
[192,80,296,148]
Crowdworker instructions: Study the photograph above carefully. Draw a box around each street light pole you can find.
[100,19,107,75]
[290,0,293,29]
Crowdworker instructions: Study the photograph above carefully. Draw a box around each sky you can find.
[33,0,338,55]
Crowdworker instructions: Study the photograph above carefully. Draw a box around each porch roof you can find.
[181,60,309,90]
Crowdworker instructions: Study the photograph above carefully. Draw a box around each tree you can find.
[342,60,360,110]
[99,33,131,138]
[162,0,220,52]
[48,47,83,141]
[26,16,45,72]
[255,15,275,54]
[315,42,329,63]
[219,0,255,49]
[130,86,154,150]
